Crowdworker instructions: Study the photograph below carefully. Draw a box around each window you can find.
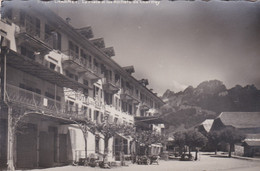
[68,40,79,58]
[45,24,51,40]
[115,73,120,83]
[100,113,104,122]
[4,9,12,20]
[89,55,92,68]
[75,45,79,56]
[21,46,27,56]
[45,92,55,99]
[20,46,34,59]
[35,18,40,37]
[20,11,25,26]
[65,70,78,81]
[80,49,88,59]
[109,70,112,81]
[82,106,88,117]
[114,117,118,124]
[89,109,92,120]
[49,62,56,70]
[95,136,100,153]
[69,41,73,51]
[83,79,88,86]
[83,89,88,96]
[94,110,99,122]
[121,102,127,113]
[93,86,99,99]
[57,32,62,51]
[128,104,132,115]
[115,97,118,110]
[74,75,78,81]
[35,88,41,95]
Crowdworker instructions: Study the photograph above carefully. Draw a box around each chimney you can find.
[139,79,149,87]
[123,66,135,75]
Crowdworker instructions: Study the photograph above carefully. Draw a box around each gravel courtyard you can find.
[30,153,260,171]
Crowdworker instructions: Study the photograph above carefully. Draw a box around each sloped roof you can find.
[218,112,260,129]
[246,134,260,140]
[244,140,260,147]
[200,119,214,132]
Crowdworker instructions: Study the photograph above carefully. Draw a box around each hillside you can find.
[161,80,260,130]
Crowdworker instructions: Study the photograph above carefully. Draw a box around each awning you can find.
[134,116,165,124]
[149,143,163,148]
[6,50,92,91]
[116,133,133,141]
[22,111,76,125]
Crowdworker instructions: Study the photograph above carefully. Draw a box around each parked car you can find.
[180,154,194,161]
[136,155,160,165]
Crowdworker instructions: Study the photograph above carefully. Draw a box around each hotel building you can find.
[0,1,164,169]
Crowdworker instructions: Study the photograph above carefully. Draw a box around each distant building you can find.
[211,112,260,157]
[195,119,214,136]
[210,112,260,133]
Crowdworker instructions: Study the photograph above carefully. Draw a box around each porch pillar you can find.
[7,106,15,171]
[36,124,40,167]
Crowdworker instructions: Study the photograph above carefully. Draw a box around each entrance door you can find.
[16,124,37,168]
[59,134,67,163]
[39,131,54,167]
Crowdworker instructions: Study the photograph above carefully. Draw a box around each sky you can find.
[44,0,260,95]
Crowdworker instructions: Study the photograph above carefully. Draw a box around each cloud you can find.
[171,80,188,92]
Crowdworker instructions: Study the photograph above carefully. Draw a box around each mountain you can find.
[161,80,260,130]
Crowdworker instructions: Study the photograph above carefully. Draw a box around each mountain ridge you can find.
[161,80,260,131]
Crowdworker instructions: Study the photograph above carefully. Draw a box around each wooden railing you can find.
[17,20,55,49]
[5,84,89,120]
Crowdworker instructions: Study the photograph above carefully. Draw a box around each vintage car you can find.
[179,154,194,161]
[136,155,159,165]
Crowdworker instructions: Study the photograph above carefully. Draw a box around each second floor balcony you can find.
[62,52,103,81]
[120,89,140,104]
[102,78,120,94]
[140,101,150,111]
[5,84,89,121]
[15,20,54,52]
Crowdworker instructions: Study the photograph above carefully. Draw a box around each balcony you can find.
[5,84,88,120]
[102,78,120,94]
[62,51,87,73]
[120,89,140,104]
[7,50,90,91]
[62,52,103,81]
[15,20,53,52]
[140,101,150,111]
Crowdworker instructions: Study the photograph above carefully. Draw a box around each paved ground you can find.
[29,152,260,171]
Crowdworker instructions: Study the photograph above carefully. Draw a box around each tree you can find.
[207,131,221,155]
[95,122,135,166]
[173,131,186,155]
[184,130,207,160]
[134,130,163,155]
[219,127,245,157]
[75,119,96,164]
[174,130,207,160]
[96,122,135,154]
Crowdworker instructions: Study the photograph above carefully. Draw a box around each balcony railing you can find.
[63,53,103,80]
[5,84,88,120]
[140,101,150,110]
[92,65,103,77]
[102,78,120,93]
[67,51,87,66]
[121,88,140,104]
[16,20,54,49]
